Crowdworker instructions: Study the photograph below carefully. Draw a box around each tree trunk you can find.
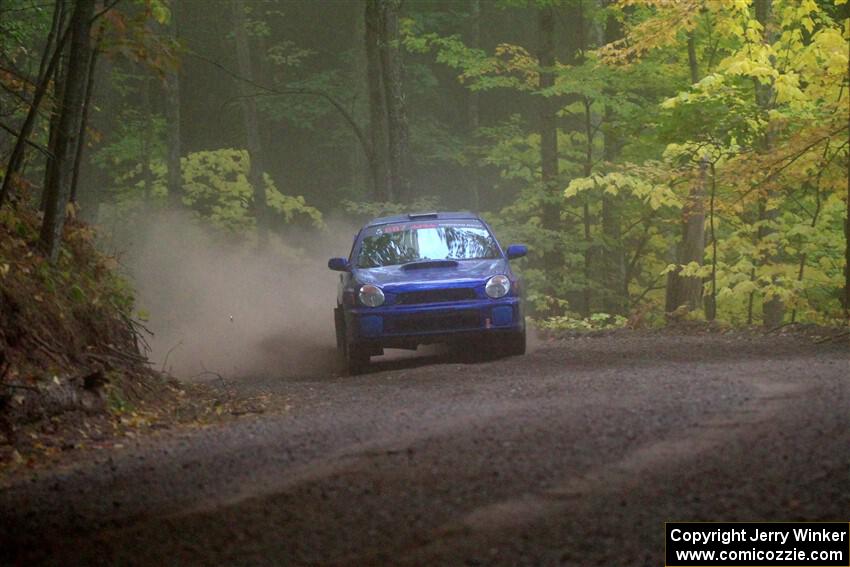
[69,27,103,204]
[537,5,560,293]
[755,0,784,328]
[581,97,593,317]
[41,43,69,211]
[165,4,182,208]
[36,0,65,84]
[665,158,707,314]
[378,0,411,203]
[40,0,67,209]
[687,32,699,84]
[365,0,390,201]
[232,0,269,243]
[664,32,706,316]
[350,2,368,195]
[38,0,95,263]
[467,0,481,211]
[601,4,625,314]
[141,70,153,208]
[705,162,718,320]
[844,153,849,320]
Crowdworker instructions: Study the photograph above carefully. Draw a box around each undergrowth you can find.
[0,203,172,464]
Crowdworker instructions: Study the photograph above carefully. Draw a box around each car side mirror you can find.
[506,244,527,260]
[328,257,350,271]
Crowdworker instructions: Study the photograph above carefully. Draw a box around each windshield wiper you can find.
[400,259,459,270]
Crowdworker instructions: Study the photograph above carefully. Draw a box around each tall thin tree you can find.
[232,0,269,244]
[378,0,411,203]
[755,0,784,327]
[165,2,183,208]
[467,0,481,211]
[537,4,561,302]
[664,33,707,315]
[365,0,390,201]
[69,25,104,204]
[38,0,96,263]
[601,1,626,314]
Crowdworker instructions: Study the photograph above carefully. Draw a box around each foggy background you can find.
[78,0,574,217]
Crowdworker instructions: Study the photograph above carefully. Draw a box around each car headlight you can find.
[485,275,511,299]
[358,284,385,307]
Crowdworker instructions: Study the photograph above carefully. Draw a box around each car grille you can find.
[395,288,477,305]
[388,310,481,333]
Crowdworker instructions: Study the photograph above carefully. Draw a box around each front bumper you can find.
[345,297,523,348]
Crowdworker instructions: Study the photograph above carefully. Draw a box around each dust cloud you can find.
[116,211,356,380]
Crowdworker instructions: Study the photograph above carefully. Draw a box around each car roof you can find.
[365,211,481,227]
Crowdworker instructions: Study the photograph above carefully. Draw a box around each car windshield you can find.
[356,221,500,268]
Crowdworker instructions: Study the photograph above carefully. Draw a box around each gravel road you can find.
[1,331,848,566]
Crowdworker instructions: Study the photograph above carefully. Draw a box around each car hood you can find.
[354,259,508,290]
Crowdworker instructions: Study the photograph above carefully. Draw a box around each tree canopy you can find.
[0,0,847,328]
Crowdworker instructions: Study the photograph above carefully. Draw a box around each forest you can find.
[0,0,848,341]
[1,1,849,562]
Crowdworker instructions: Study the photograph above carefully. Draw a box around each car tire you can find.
[336,317,370,375]
[344,341,370,375]
[501,328,527,357]
[334,307,345,351]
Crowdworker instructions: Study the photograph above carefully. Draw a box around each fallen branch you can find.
[160,340,183,375]
[29,333,67,366]
[766,322,797,334]
[199,362,227,388]
[118,310,154,353]
[0,382,40,393]
[83,351,150,368]
[103,343,148,363]
[814,330,850,344]
[192,370,225,382]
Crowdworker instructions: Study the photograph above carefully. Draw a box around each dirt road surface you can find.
[1,331,848,566]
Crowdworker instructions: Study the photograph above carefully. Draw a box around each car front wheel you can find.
[343,339,370,375]
[490,327,525,358]
[335,313,369,375]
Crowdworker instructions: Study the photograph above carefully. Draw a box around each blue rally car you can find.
[328,212,528,374]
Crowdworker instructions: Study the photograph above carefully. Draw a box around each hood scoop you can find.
[401,259,459,271]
